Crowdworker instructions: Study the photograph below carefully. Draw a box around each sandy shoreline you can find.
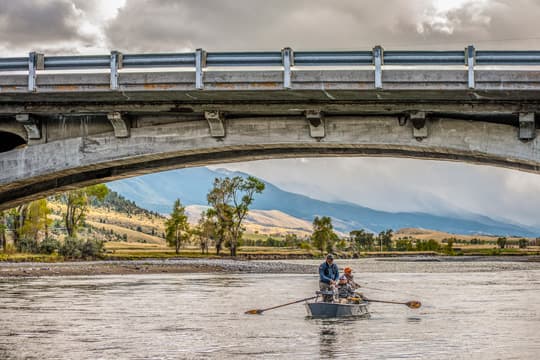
[0,259,318,277]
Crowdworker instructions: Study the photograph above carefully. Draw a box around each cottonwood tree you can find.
[350,229,375,251]
[0,211,6,251]
[19,199,51,242]
[377,229,394,251]
[311,216,338,255]
[165,199,190,254]
[8,203,29,247]
[207,176,265,257]
[195,210,218,255]
[205,207,228,255]
[56,184,109,237]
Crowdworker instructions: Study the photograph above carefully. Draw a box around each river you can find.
[1,259,539,359]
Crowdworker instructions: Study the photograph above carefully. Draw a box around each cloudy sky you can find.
[1,0,539,228]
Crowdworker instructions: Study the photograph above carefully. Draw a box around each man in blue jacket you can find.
[319,253,339,302]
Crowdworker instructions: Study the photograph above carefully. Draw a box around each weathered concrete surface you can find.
[0,67,539,209]
[0,116,538,210]
[1,70,540,104]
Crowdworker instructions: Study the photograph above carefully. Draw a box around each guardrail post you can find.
[281,47,294,89]
[373,46,383,89]
[466,45,475,89]
[195,48,206,90]
[110,51,123,90]
[28,52,44,92]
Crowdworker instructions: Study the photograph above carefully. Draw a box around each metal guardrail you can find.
[1,45,539,92]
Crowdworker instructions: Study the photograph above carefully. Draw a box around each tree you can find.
[207,176,265,256]
[311,216,338,255]
[377,229,394,251]
[415,239,441,252]
[19,199,51,242]
[350,229,375,251]
[496,237,507,249]
[518,238,529,249]
[9,204,29,247]
[205,206,229,255]
[165,199,190,254]
[445,238,454,255]
[284,233,299,248]
[0,211,6,251]
[395,239,413,251]
[56,185,109,237]
[195,210,217,254]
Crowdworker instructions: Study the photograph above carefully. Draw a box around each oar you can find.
[363,298,422,309]
[245,296,317,315]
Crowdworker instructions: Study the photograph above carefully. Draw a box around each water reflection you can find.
[312,317,371,359]
[0,263,539,359]
[319,323,338,358]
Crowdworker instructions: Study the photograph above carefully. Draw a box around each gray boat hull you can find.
[305,301,369,318]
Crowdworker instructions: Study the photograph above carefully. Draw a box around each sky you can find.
[0,0,539,228]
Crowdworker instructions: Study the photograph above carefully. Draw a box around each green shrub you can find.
[39,238,61,254]
[17,238,39,253]
[81,239,104,258]
[59,237,82,258]
[59,237,105,259]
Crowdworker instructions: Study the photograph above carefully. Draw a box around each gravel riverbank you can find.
[0,258,318,277]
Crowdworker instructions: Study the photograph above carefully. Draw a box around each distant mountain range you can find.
[107,167,539,237]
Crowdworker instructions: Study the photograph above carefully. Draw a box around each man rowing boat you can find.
[319,253,339,302]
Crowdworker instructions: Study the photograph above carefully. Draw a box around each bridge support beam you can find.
[107,112,130,138]
[519,112,536,140]
[306,110,325,138]
[410,112,427,140]
[15,114,41,140]
[205,111,226,137]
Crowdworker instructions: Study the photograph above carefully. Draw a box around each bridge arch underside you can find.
[0,115,538,211]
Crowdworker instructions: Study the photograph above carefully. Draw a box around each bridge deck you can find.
[0,70,540,115]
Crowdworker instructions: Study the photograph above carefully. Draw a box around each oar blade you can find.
[406,301,422,309]
[245,309,263,315]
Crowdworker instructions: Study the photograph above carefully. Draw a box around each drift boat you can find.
[305,291,370,318]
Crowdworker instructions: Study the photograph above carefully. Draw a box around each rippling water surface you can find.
[1,259,539,359]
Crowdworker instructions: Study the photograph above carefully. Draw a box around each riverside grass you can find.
[1,244,538,263]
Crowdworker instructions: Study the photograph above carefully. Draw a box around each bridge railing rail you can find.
[1,46,540,91]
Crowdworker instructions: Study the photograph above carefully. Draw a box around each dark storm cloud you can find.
[0,0,95,50]
[105,0,540,52]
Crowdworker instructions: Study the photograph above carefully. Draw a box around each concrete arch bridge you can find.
[0,47,539,210]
